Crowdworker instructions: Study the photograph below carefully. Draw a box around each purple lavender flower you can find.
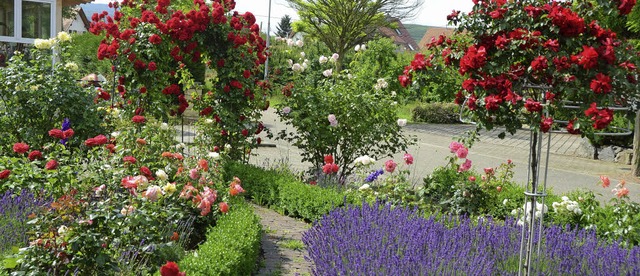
[303,201,640,275]
[61,118,71,145]
[0,190,51,253]
[364,169,384,183]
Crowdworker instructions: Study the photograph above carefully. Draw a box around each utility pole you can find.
[264,0,272,81]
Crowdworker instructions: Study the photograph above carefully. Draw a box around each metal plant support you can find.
[517,81,551,276]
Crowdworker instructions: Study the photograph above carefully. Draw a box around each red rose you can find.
[123,156,137,164]
[45,159,59,170]
[567,119,581,134]
[617,0,636,15]
[148,62,157,71]
[324,155,334,164]
[85,135,108,147]
[132,115,146,124]
[159,261,185,276]
[48,129,65,139]
[524,98,543,113]
[243,70,251,79]
[200,106,213,116]
[398,74,411,88]
[0,169,10,179]
[28,150,43,161]
[590,73,612,94]
[13,142,29,154]
[574,46,599,70]
[63,129,74,139]
[140,166,152,177]
[540,116,554,133]
[530,56,548,72]
[148,34,162,44]
[106,144,116,153]
[219,202,229,213]
[241,129,249,137]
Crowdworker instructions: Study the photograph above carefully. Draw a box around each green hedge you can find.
[179,198,261,276]
[225,162,348,222]
[412,102,460,124]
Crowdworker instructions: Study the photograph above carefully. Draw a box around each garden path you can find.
[252,204,313,276]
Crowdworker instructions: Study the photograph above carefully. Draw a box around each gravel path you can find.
[252,204,313,276]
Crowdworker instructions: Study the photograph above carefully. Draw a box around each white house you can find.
[0,0,91,64]
[63,6,90,34]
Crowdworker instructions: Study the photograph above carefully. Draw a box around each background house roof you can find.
[378,18,419,51]
[418,27,455,49]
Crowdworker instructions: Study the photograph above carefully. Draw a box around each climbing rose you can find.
[456,147,469,159]
[540,116,554,133]
[449,141,463,153]
[590,73,612,94]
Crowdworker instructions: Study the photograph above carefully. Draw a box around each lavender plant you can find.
[303,201,640,275]
[0,190,50,255]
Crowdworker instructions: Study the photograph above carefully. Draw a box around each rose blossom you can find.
[0,169,10,179]
[600,175,610,188]
[45,159,58,170]
[323,69,333,78]
[319,55,328,64]
[13,142,29,154]
[456,147,468,159]
[397,119,407,127]
[403,153,414,165]
[449,141,463,153]
[458,159,472,172]
[144,185,163,201]
[384,160,397,173]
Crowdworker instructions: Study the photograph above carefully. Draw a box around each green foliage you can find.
[66,32,112,76]
[275,38,414,182]
[225,162,349,222]
[0,38,106,149]
[179,198,261,276]
[276,15,293,38]
[412,102,460,124]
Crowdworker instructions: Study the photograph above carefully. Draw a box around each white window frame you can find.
[0,0,57,44]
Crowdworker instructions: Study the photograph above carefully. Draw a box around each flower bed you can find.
[304,201,640,275]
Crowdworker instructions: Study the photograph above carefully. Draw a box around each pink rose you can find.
[144,185,163,202]
[456,147,468,159]
[449,141,463,153]
[384,160,397,173]
[458,159,472,172]
[189,168,200,180]
[403,153,414,165]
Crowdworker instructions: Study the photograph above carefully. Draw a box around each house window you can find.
[0,1,15,37]
[408,44,415,51]
[22,1,51,39]
[394,28,401,35]
[0,0,56,44]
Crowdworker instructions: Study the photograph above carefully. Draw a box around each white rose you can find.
[65,62,78,71]
[323,69,333,78]
[360,44,367,51]
[292,63,304,72]
[287,39,294,46]
[288,59,294,67]
[34,39,51,49]
[111,131,120,138]
[300,52,305,58]
[397,119,407,127]
[156,169,168,181]
[358,184,370,191]
[319,55,328,64]
[330,53,339,62]
[354,45,361,52]
[208,151,221,160]
[58,225,69,235]
[296,40,304,47]
[57,31,71,42]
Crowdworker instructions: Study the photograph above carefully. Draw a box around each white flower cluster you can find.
[513,201,548,226]
[552,196,582,215]
[374,78,388,90]
[286,39,304,47]
[353,155,376,166]
[34,32,71,50]
[354,44,367,52]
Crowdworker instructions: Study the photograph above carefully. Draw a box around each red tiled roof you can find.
[418,27,456,49]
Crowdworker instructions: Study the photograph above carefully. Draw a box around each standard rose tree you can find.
[401,0,639,139]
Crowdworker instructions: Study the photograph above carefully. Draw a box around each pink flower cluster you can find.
[450,141,472,173]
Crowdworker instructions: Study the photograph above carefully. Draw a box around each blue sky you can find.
[91,0,474,28]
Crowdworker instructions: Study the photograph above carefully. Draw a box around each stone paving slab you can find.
[252,204,313,276]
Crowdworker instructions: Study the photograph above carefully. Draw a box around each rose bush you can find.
[89,0,268,160]
[0,34,106,149]
[401,0,639,139]
[275,38,414,183]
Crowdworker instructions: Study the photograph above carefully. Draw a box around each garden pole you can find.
[263,0,272,81]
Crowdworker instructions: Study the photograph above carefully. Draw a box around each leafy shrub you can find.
[179,198,261,276]
[226,161,348,222]
[0,36,106,149]
[304,201,640,275]
[275,38,414,182]
[411,102,460,124]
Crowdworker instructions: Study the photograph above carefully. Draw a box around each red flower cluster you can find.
[159,261,185,276]
[322,155,339,175]
[85,135,109,147]
[48,128,75,140]
[585,103,613,130]
[590,73,612,94]
[13,142,30,154]
[459,45,487,75]
[546,2,585,37]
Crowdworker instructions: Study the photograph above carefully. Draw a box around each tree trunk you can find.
[633,111,640,176]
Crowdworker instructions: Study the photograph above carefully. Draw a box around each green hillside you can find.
[403,24,429,44]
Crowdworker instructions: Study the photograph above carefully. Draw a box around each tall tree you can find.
[276,14,293,38]
[287,0,422,68]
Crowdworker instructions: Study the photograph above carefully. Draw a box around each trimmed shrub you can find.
[412,102,460,124]
[179,199,261,276]
[225,162,349,222]
[304,201,640,275]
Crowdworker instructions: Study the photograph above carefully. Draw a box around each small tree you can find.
[276,14,293,38]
